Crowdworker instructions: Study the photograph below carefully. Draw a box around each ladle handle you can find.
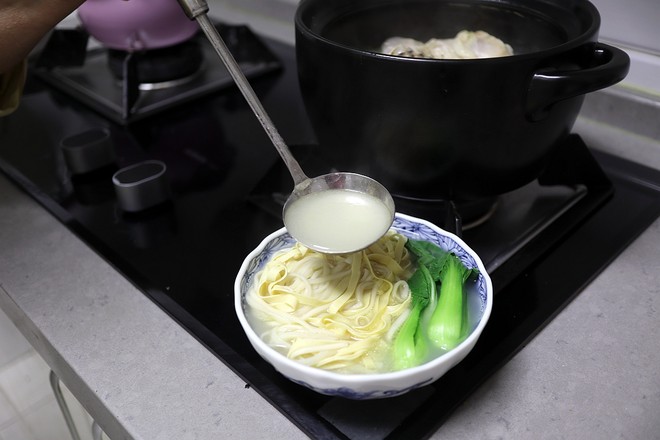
[177,0,309,186]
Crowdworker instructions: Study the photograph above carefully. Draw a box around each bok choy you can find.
[393,239,478,369]
[393,264,434,370]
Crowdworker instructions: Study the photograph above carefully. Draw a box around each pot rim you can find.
[294,0,602,63]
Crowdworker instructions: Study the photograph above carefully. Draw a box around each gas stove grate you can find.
[33,23,280,124]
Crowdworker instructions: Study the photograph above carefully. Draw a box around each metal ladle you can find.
[177,0,395,253]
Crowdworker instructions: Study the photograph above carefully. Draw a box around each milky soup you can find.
[284,188,393,253]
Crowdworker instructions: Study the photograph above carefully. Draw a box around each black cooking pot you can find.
[294,0,629,201]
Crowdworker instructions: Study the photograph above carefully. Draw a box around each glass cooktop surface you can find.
[2,28,660,440]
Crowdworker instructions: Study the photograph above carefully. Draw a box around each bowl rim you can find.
[234,212,493,384]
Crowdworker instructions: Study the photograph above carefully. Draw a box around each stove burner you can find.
[33,23,281,124]
[393,195,501,233]
[462,198,500,229]
[107,40,204,86]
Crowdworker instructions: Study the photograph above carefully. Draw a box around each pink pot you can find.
[77,0,199,51]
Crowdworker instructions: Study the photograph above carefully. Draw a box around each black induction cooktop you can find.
[2,30,660,440]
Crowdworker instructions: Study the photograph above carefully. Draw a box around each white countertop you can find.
[1,91,660,439]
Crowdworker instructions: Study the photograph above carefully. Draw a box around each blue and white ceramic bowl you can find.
[234,212,493,399]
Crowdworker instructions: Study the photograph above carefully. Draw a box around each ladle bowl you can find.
[283,173,396,254]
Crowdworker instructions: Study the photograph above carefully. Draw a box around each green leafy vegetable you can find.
[393,239,478,369]
[427,253,473,350]
[393,264,434,370]
[404,239,450,281]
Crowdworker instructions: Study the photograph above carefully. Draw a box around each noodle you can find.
[246,231,414,374]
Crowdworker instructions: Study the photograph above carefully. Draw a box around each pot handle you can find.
[526,42,630,121]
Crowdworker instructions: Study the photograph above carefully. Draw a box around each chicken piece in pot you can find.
[380,30,513,59]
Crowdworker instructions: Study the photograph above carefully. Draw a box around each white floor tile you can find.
[0,418,36,440]
[0,309,32,367]
[0,352,52,413]
[0,312,99,439]
[0,389,18,428]
[22,398,72,440]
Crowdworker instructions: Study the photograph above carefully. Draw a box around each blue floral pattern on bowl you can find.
[289,376,436,399]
